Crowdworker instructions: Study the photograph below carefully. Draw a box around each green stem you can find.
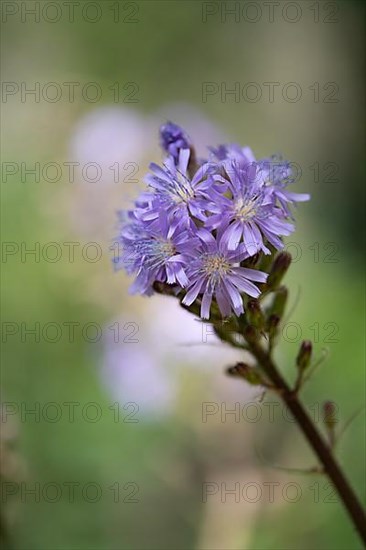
[249,341,366,545]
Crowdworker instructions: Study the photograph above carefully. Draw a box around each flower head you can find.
[210,144,310,218]
[257,154,310,216]
[206,159,294,255]
[144,148,214,228]
[113,122,309,319]
[114,212,194,295]
[182,229,267,319]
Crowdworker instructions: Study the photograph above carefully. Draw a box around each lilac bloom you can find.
[210,144,310,216]
[209,143,256,167]
[206,160,295,255]
[113,122,310,318]
[182,229,268,319]
[257,155,310,216]
[160,121,192,164]
[144,148,214,228]
[114,213,194,295]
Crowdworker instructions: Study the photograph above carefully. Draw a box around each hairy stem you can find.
[249,341,366,544]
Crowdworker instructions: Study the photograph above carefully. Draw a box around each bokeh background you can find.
[1,1,365,548]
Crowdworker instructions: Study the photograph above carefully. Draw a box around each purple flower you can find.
[114,213,194,295]
[182,229,267,319]
[144,148,214,229]
[257,155,310,216]
[113,122,310,319]
[209,143,256,166]
[160,121,192,164]
[205,160,294,255]
[210,144,310,217]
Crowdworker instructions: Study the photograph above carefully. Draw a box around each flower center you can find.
[235,198,257,220]
[171,171,195,204]
[156,239,176,259]
[203,254,230,276]
[176,185,194,203]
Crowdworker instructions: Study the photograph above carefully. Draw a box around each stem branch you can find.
[249,341,366,544]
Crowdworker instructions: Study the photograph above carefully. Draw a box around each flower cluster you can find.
[114,122,309,319]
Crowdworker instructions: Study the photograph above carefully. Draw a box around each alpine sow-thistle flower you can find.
[113,124,366,543]
[114,121,309,320]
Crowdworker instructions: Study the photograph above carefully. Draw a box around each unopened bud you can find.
[266,314,280,340]
[269,286,288,320]
[296,340,312,371]
[227,362,264,385]
[243,252,260,268]
[154,281,180,296]
[244,325,259,343]
[323,401,338,427]
[159,121,198,177]
[259,248,275,272]
[267,252,291,289]
[160,121,191,161]
[214,320,238,343]
[247,299,265,330]
[179,296,200,316]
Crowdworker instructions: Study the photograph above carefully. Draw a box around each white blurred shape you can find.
[70,106,147,178]
[147,297,240,367]
[147,297,261,402]
[101,318,176,420]
[67,106,149,239]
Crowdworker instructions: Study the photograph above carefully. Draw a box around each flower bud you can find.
[296,340,312,371]
[243,252,261,268]
[247,299,265,330]
[323,401,338,427]
[153,281,181,296]
[160,122,191,160]
[214,320,238,344]
[179,297,200,316]
[268,286,288,320]
[266,314,280,340]
[243,324,259,344]
[258,248,275,272]
[227,363,264,385]
[267,252,292,289]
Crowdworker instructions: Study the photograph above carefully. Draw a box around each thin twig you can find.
[248,341,366,545]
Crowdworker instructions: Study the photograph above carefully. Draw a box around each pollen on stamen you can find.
[203,254,231,276]
[156,239,176,258]
[172,173,195,204]
[235,198,257,220]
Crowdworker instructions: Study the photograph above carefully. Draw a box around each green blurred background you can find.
[1,1,365,549]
